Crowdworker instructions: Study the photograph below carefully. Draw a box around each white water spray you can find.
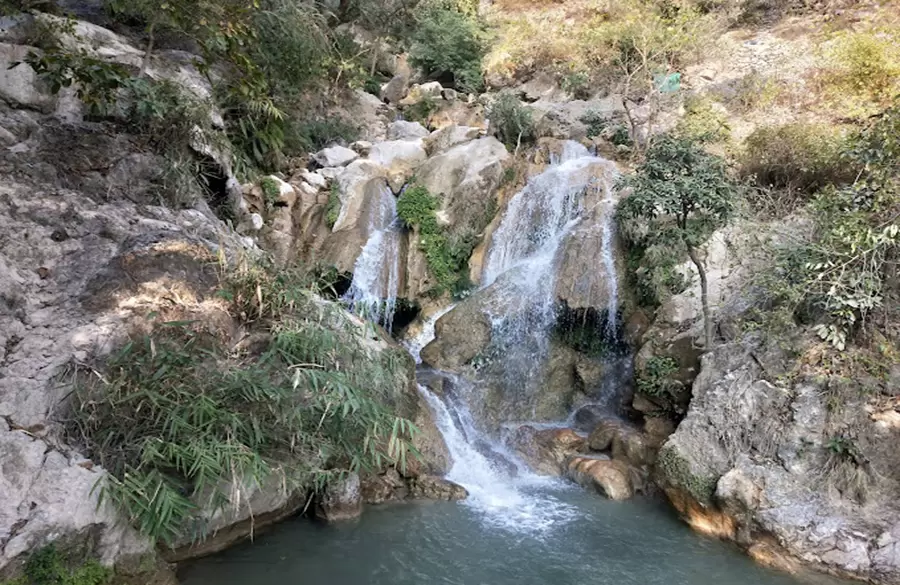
[419,384,576,533]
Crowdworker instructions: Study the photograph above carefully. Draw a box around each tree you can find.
[617,134,738,349]
[582,2,710,152]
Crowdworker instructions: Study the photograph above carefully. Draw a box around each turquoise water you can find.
[179,486,846,585]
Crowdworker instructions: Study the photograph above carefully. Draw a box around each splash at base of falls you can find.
[419,384,578,534]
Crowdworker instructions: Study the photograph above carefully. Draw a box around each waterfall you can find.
[343,185,402,329]
[403,304,456,363]
[600,182,619,335]
[479,142,620,396]
[418,382,576,533]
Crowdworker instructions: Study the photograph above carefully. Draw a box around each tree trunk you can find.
[687,245,713,350]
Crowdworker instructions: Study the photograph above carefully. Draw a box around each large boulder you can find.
[313,145,359,168]
[565,456,634,501]
[420,295,493,370]
[316,473,362,523]
[657,337,900,583]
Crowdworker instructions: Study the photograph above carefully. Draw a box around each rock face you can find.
[657,337,900,584]
[0,19,454,578]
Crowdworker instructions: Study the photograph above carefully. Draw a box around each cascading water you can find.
[599,180,620,335]
[479,142,620,404]
[343,185,402,329]
[408,306,577,532]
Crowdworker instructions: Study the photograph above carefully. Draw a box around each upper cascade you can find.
[343,184,403,329]
[478,141,620,395]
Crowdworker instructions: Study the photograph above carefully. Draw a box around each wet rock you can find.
[407,476,468,501]
[313,145,359,168]
[507,425,585,476]
[361,469,408,504]
[316,473,362,522]
[420,300,493,370]
[587,419,656,468]
[565,456,633,501]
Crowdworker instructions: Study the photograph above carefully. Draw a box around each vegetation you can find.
[657,447,718,505]
[397,184,473,296]
[487,93,535,153]
[819,28,900,116]
[409,6,486,92]
[1,546,111,585]
[741,123,852,196]
[754,105,900,351]
[636,356,681,399]
[675,96,730,144]
[325,184,343,229]
[68,261,419,545]
[618,134,739,348]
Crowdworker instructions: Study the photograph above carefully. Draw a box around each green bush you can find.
[325,183,342,229]
[288,117,359,155]
[403,96,438,126]
[821,29,900,113]
[69,263,418,545]
[409,7,486,92]
[741,123,853,195]
[397,184,469,295]
[487,93,535,152]
[759,105,900,351]
[2,545,113,585]
[676,95,730,143]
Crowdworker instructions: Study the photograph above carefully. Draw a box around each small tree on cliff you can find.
[617,134,737,349]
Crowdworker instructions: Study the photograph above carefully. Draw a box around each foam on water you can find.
[418,384,577,534]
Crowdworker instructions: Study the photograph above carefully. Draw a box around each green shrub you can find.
[636,356,681,398]
[69,263,418,545]
[288,117,359,155]
[676,95,730,143]
[397,184,467,294]
[761,105,900,350]
[409,7,486,92]
[580,110,609,138]
[487,93,535,152]
[5,545,113,585]
[741,123,852,195]
[325,183,342,229]
[821,29,900,114]
[403,96,438,126]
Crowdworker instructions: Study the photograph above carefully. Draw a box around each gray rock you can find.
[387,120,429,140]
[313,145,359,168]
[381,74,409,105]
[316,473,362,522]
